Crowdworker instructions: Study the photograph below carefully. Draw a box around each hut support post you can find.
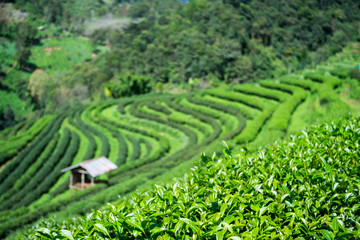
[69,172,73,189]
[91,177,94,186]
[81,173,85,190]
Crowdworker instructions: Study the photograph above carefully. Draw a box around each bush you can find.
[349,68,360,81]
[68,109,96,161]
[206,88,273,111]
[0,128,76,210]
[329,68,350,79]
[268,90,306,131]
[304,72,342,88]
[279,76,319,92]
[0,114,65,195]
[232,84,288,102]
[127,135,140,162]
[104,75,153,98]
[259,80,296,94]
[235,108,274,144]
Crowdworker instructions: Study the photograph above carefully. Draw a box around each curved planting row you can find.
[0,116,53,168]
[0,133,60,206]
[0,114,65,196]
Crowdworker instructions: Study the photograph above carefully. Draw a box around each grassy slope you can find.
[29,37,93,75]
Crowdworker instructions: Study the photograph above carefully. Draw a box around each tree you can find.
[104,75,153,98]
[14,47,31,70]
[28,69,52,109]
[14,22,38,70]
[15,22,38,49]
[223,0,242,8]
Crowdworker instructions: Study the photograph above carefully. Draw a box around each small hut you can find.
[61,156,117,190]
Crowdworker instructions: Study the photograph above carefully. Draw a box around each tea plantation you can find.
[0,43,359,239]
[33,115,360,239]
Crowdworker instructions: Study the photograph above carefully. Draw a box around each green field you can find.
[0,36,98,125]
[29,37,93,75]
[0,43,359,239]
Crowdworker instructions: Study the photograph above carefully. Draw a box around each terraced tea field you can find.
[0,43,359,238]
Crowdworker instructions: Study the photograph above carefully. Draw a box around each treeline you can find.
[49,0,360,98]
[93,0,359,84]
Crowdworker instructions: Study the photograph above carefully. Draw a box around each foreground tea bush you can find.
[31,116,360,239]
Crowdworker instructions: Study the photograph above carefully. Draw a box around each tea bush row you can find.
[12,130,80,210]
[0,116,53,166]
[304,72,342,88]
[201,94,258,119]
[0,128,74,210]
[0,115,65,195]
[235,107,274,144]
[81,108,112,157]
[259,80,300,94]
[129,100,197,148]
[140,138,152,156]
[147,100,172,115]
[84,103,129,166]
[75,110,110,158]
[206,88,272,111]
[268,90,307,132]
[68,110,96,161]
[163,98,211,139]
[0,134,59,205]
[167,98,222,145]
[105,106,172,178]
[127,135,141,162]
[0,116,52,153]
[186,95,247,140]
[178,97,236,138]
[279,76,320,92]
[0,183,106,238]
[232,84,288,102]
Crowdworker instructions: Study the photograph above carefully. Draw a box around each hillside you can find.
[31,115,360,239]
[1,0,359,129]
[0,42,359,239]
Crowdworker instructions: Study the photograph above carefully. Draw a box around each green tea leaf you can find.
[318,229,333,240]
[60,229,74,240]
[180,218,200,234]
[35,228,52,239]
[94,223,110,237]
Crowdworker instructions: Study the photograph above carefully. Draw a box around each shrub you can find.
[349,68,360,81]
[268,90,306,131]
[235,108,274,144]
[232,84,288,102]
[104,75,153,98]
[127,135,140,162]
[0,114,65,195]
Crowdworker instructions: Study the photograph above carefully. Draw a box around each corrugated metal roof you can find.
[61,156,117,177]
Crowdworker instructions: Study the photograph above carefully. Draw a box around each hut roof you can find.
[61,156,117,177]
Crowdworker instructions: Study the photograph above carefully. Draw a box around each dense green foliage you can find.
[0,115,52,165]
[0,42,359,239]
[1,0,359,128]
[1,0,360,237]
[31,116,360,239]
[104,75,153,98]
[101,0,359,84]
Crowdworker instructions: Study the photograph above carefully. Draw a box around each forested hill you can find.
[1,0,360,129]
